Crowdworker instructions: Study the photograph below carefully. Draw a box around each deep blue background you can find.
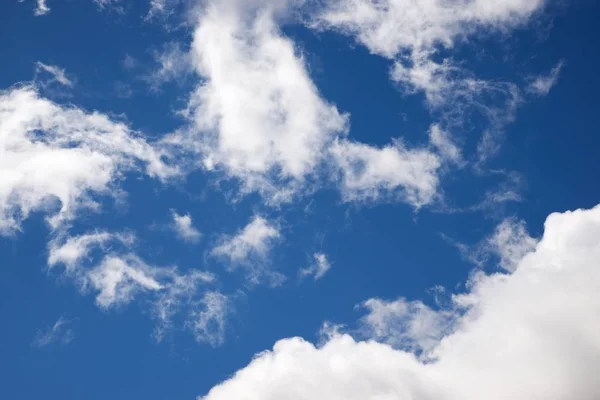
[1,0,599,399]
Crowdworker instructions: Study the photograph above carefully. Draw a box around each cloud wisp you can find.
[299,252,331,281]
[35,62,75,88]
[527,60,565,96]
[48,230,228,345]
[31,316,74,348]
[311,0,552,165]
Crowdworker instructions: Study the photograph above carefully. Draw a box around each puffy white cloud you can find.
[527,60,564,96]
[0,86,178,235]
[211,215,282,285]
[165,0,348,203]
[212,216,280,264]
[299,252,331,281]
[313,0,545,59]
[199,204,600,400]
[330,138,441,207]
[31,316,74,348]
[171,211,202,243]
[154,1,466,208]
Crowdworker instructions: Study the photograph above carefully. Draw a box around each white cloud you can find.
[428,124,462,165]
[198,204,600,400]
[147,42,193,89]
[313,0,545,59]
[88,254,164,308]
[153,270,217,342]
[330,138,441,208]
[211,215,282,285]
[527,60,564,96]
[357,297,454,356]
[487,218,537,272]
[442,216,536,271]
[34,0,50,16]
[49,232,164,308]
[164,0,348,203]
[171,211,202,243]
[312,0,546,165]
[0,86,178,235]
[187,291,230,347]
[48,231,216,340]
[48,231,133,272]
[390,51,483,109]
[299,252,331,281]
[31,316,74,348]
[35,62,74,88]
[156,1,470,208]
[312,0,546,103]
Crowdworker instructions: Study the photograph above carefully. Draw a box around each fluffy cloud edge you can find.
[198,203,600,400]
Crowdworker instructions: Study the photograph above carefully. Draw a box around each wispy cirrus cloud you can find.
[187,291,231,347]
[147,42,193,90]
[35,62,74,88]
[442,216,537,272]
[527,60,565,96]
[48,230,223,343]
[31,316,74,348]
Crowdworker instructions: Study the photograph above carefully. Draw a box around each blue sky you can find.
[2,1,600,399]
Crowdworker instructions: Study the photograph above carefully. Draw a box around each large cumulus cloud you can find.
[199,204,600,400]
